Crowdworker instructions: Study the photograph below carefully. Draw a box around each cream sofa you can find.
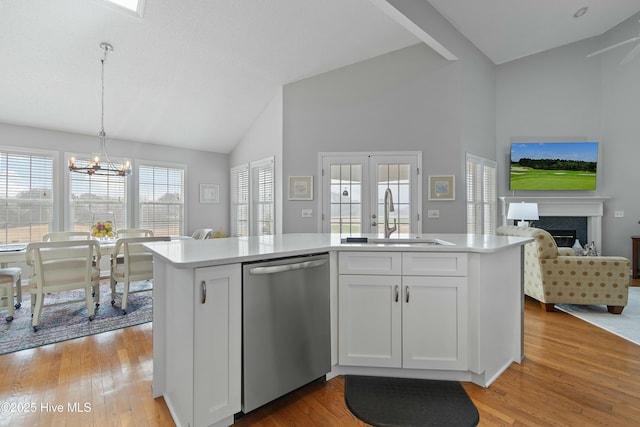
[496,225,630,314]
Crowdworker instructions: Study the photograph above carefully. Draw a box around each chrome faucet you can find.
[383,188,397,238]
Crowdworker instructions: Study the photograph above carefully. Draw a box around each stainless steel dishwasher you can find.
[242,253,330,413]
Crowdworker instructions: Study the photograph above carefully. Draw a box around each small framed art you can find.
[288,176,313,200]
[428,175,455,201]
[200,184,219,203]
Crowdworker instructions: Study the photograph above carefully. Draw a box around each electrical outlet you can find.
[301,209,313,218]
[614,210,624,218]
[427,209,440,219]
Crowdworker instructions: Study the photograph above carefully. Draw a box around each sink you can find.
[341,237,455,246]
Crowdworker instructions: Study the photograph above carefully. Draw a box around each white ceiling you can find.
[427,0,640,65]
[1,1,639,154]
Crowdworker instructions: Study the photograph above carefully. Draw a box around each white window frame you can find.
[230,156,275,237]
[230,164,249,237]
[466,153,497,235]
[136,160,185,236]
[65,152,129,234]
[0,146,57,243]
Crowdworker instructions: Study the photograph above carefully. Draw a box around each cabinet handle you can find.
[394,285,399,302]
[201,280,207,304]
[405,286,410,303]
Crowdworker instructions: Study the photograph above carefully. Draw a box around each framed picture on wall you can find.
[200,184,219,203]
[288,176,313,200]
[428,175,455,201]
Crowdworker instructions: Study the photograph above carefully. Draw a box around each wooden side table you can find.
[632,236,640,279]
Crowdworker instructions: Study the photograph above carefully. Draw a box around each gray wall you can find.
[496,11,640,259]
[230,88,284,234]
[282,0,497,234]
[0,122,229,236]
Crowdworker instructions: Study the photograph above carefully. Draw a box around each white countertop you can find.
[145,233,532,269]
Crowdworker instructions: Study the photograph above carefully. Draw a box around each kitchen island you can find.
[145,233,532,427]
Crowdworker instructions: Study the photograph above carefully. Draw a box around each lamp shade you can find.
[507,202,539,226]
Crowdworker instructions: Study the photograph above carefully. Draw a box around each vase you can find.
[572,239,583,255]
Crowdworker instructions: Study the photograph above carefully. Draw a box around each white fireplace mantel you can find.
[499,196,610,248]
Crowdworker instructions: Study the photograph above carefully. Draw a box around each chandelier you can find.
[68,42,132,177]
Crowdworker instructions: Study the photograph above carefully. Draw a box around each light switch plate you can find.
[301,209,313,218]
[427,209,440,219]
[614,210,624,218]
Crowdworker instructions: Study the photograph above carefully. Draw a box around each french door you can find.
[319,152,421,234]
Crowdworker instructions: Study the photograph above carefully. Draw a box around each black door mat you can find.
[344,375,479,427]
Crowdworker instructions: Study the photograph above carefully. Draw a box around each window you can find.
[231,157,275,237]
[0,148,55,244]
[68,156,127,234]
[466,153,497,235]
[251,157,275,236]
[231,165,249,237]
[138,163,184,236]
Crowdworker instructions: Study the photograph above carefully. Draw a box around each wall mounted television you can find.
[510,141,598,190]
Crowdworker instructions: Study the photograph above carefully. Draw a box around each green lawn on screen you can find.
[510,166,596,190]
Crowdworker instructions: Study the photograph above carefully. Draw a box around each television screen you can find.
[510,142,598,190]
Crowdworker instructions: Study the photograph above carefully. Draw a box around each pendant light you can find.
[68,42,132,177]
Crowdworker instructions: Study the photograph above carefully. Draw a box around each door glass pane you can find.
[329,164,362,235]
[376,163,411,235]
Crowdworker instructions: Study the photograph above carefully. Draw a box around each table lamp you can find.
[507,202,539,227]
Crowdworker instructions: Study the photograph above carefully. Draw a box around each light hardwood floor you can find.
[2,285,639,426]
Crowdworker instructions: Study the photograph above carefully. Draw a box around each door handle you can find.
[371,222,377,227]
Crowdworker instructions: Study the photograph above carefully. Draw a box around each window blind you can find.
[466,153,497,235]
[251,157,274,236]
[0,150,54,243]
[231,164,249,236]
[138,164,184,236]
[69,157,127,233]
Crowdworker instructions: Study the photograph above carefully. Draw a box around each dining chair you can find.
[26,240,101,331]
[117,229,154,238]
[191,228,213,239]
[0,267,21,322]
[42,231,91,241]
[110,235,170,314]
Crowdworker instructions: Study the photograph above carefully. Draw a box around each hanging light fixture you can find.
[68,42,132,177]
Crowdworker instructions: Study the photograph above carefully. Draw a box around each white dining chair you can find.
[0,267,21,322]
[42,231,91,241]
[110,235,170,314]
[26,240,101,331]
[191,228,213,239]
[117,229,154,238]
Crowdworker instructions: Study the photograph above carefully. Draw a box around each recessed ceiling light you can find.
[574,6,588,18]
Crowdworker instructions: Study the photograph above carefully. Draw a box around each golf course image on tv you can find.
[510,142,598,190]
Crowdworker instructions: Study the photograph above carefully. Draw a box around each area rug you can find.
[0,280,152,354]
[556,286,640,346]
[344,375,479,427]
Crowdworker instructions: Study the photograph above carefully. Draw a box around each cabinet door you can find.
[193,264,241,426]
[402,276,468,370]
[339,274,402,367]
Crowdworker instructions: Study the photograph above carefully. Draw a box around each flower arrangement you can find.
[91,220,116,239]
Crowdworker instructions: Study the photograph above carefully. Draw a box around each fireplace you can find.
[499,196,608,250]
[535,216,587,248]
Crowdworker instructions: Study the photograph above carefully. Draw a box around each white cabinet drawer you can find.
[339,252,401,275]
[402,253,467,276]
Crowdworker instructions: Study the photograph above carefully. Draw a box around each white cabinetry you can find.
[193,265,241,426]
[156,262,241,427]
[338,251,468,370]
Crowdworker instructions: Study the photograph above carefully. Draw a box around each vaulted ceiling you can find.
[1,0,639,154]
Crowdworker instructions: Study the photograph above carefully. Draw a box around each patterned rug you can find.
[0,280,152,354]
[557,286,640,346]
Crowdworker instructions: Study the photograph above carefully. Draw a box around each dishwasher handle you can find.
[248,258,327,275]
